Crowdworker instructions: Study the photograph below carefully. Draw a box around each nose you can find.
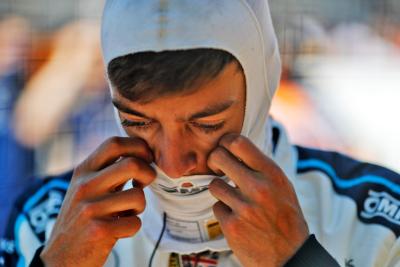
[155,133,197,178]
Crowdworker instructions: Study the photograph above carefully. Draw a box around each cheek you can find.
[200,120,243,153]
[122,128,155,150]
[191,115,245,156]
[123,127,147,139]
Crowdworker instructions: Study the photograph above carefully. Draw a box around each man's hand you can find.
[40,137,156,267]
[207,134,309,267]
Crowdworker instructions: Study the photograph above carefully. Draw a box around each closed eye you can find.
[121,118,225,134]
[121,119,153,130]
[190,121,225,134]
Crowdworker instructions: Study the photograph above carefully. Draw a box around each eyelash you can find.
[121,119,225,134]
[121,119,153,130]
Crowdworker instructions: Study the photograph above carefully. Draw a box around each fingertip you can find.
[210,166,225,177]
[207,148,226,175]
[218,133,240,147]
[209,168,223,177]
[126,137,154,163]
[145,166,157,187]
[133,215,142,227]
[208,179,218,196]
[123,215,142,238]
[212,200,232,218]
[138,138,154,163]
[144,150,154,164]
[209,177,224,190]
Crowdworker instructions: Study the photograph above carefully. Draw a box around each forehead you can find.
[111,62,246,116]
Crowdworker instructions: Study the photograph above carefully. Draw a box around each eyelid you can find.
[190,120,225,133]
[119,111,150,121]
[192,118,225,124]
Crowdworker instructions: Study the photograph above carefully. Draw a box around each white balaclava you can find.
[101,0,281,253]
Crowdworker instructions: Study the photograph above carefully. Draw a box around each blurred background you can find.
[0,0,399,234]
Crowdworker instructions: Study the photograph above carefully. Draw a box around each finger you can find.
[74,137,153,176]
[207,146,256,191]
[87,157,156,195]
[74,157,155,200]
[218,133,271,172]
[209,178,244,213]
[87,188,146,217]
[219,134,288,186]
[101,215,142,239]
[213,201,233,223]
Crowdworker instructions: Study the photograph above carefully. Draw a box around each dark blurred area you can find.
[0,0,399,235]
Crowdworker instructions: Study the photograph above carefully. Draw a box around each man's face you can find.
[112,62,245,178]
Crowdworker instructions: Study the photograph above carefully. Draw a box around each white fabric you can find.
[101,0,281,253]
[143,165,232,252]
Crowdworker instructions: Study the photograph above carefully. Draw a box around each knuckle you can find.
[79,202,96,219]
[238,203,255,220]
[73,159,92,178]
[123,157,140,170]
[89,221,107,239]
[132,189,146,213]
[120,216,142,238]
[222,218,239,236]
[127,217,142,236]
[252,185,269,203]
[131,137,147,149]
[73,180,90,201]
[104,136,123,151]
[132,216,142,230]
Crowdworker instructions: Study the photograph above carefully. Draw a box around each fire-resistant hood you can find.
[101,0,281,151]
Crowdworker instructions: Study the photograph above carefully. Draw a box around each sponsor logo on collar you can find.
[159,182,209,196]
[361,190,400,225]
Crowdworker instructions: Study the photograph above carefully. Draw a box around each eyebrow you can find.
[112,99,235,120]
[112,99,149,118]
[189,100,235,120]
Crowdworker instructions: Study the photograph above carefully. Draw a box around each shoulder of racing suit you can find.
[0,170,73,267]
[296,145,400,238]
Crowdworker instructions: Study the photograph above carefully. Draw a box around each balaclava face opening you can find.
[102,0,281,253]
